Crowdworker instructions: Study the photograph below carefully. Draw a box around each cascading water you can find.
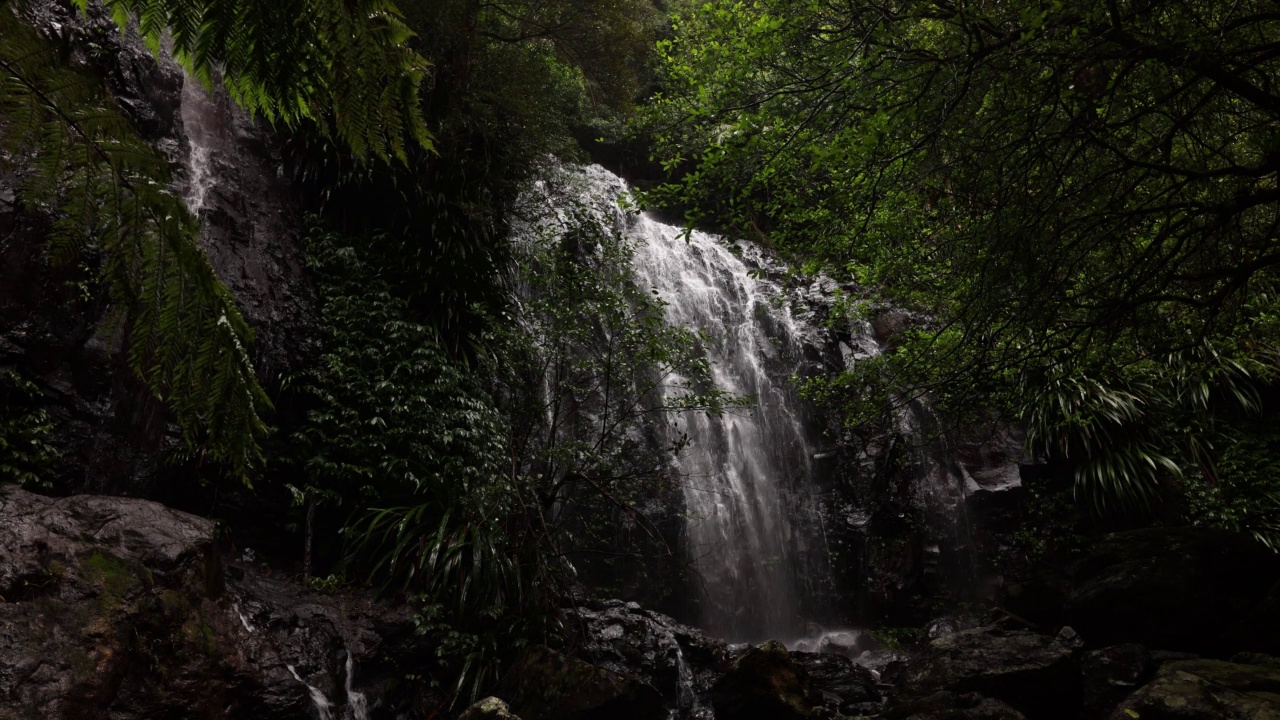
[540,165,833,641]
[522,162,1011,648]
[179,77,219,213]
[632,217,828,641]
[288,666,335,720]
[343,651,371,720]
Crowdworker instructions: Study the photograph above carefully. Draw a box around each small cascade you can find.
[343,651,370,720]
[287,665,335,720]
[178,76,225,214]
[671,644,699,720]
[233,603,255,633]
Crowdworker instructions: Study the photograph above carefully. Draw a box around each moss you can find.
[82,551,138,603]
[180,608,217,655]
[157,589,188,618]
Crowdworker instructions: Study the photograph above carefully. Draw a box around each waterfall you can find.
[283,652,369,720]
[523,162,1001,642]
[287,665,335,720]
[179,76,224,214]
[533,165,829,640]
[343,651,370,720]
[631,216,827,640]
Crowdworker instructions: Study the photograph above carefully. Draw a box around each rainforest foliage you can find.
[5,0,1280,706]
[648,0,1280,541]
[1,0,665,703]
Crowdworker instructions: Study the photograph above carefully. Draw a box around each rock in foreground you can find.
[711,640,819,720]
[1109,658,1280,720]
[496,645,666,720]
[0,487,427,719]
[896,624,1082,719]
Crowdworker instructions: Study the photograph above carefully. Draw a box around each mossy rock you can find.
[1110,658,1280,719]
[459,696,523,720]
[497,645,665,720]
[710,640,818,720]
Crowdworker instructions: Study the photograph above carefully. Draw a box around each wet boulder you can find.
[710,640,819,720]
[0,487,431,719]
[792,651,881,715]
[572,600,728,716]
[898,625,1082,719]
[1109,658,1280,719]
[1081,644,1154,718]
[496,645,666,720]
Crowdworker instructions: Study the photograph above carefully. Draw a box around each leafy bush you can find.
[0,369,58,488]
[295,223,556,704]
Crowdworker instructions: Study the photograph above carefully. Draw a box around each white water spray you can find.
[179,76,221,213]
[287,665,334,720]
[343,651,370,720]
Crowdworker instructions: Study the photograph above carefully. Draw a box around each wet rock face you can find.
[1,0,316,496]
[0,487,428,719]
[1109,658,1280,720]
[1081,644,1154,718]
[178,75,318,380]
[897,624,1082,719]
[572,599,728,717]
[1062,527,1280,655]
[496,645,666,720]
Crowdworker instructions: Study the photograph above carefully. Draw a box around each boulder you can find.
[871,309,913,348]
[0,487,432,719]
[572,600,728,717]
[883,691,1027,720]
[1110,658,1280,719]
[792,651,881,715]
[460,697,523,720]
[1081,644,1153,718]
[897,625,1081,719]
[710,640,819,720]
[497,645,666,720]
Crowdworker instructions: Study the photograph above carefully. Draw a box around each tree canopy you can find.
[648,0,1280,522]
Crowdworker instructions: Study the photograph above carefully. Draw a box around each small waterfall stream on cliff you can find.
[180,77,220,212]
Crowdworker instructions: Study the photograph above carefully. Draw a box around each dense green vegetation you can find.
[2,0,668,703]
[5,0,1280,706]
[647,0,1280,540]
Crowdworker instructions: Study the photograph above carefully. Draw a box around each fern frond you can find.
[81,0,434,162]
[1,6,270,481]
